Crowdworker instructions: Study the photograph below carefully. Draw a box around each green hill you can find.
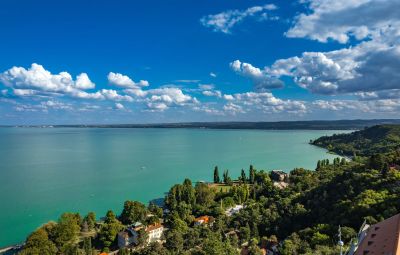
[312,125,400,156]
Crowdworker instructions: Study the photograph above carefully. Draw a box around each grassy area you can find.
[208,183,233,193]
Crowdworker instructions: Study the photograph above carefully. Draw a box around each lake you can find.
[0,128,348,247]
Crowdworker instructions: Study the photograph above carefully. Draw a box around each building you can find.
[347,213,400,255]
[225,205,244,216]
[118,222,164,248]
[145,223,164,243]
[270,170,288,182]
[194,215,214,226]
[117,222,143,248]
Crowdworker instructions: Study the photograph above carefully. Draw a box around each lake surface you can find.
[0,128,348,246]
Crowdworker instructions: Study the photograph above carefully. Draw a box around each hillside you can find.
[312,125,400,156]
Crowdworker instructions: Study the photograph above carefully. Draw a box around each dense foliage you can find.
[18,125,400,254]
[312,125,400,156]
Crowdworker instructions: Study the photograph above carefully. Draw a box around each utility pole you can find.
[338,225,344,255]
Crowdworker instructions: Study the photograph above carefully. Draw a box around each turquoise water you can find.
[0,128,348,246]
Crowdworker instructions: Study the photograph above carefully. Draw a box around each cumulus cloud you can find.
[223,102,245,114]
[230,60,284,90]
[313,99,400,113]
[202,90,222,98]
[0,63,96,95]
[108,72,149,88]
[143,87,198,111]
[115,103,125,110]
[286,0,400,43]
[198,84,214,90]
[75,73,95,89]
[200,4,277,34]
[235,0,400,97]
[0,64,139,104]
[220,91,307,115]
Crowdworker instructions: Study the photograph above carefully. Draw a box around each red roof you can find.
[355,213,400,255]
[194,216,210,223]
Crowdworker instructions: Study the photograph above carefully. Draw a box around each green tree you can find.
[249,165,255,184]
[120,200,147,225]
[165,230,184,253]
[83,212,96,231]
[214,166,220,183]
[99,210,123,249]
[223,170,231,184]
[137,228,149,247]
[148,202,163,218]
[195,182,215,208]
[83,237,92,255]
[55,213,81,250]
[239,225,251,244]
[241,169,247,183]
[381,162,390,177]
[119,247,130,255]
[20,227,57,255]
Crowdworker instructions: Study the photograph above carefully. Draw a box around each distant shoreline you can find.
[1,119,400,130]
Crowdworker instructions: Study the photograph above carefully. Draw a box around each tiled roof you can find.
[194,216,210,223]
[355,213,400,255]
[146,223,163,232]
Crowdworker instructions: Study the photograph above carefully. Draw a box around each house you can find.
[117,222,143,248]
[270,170,288,182]
[118,222,164,248]
[225,205,244,216]
[194,215,214,226]
[145,223,164,243]
[347,213,400,255]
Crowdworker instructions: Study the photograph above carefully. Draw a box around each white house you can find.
[225,205,244,216]
[145,223,164,243]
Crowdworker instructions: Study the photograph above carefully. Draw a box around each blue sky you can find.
[0,0,399,124]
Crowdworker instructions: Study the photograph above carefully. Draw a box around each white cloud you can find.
[0,64,138,103]
[222,91,307,115]
[200,4,277,34]
[210,72,217,78]
[0,63,94,93]
[230,60,284,90]
[198,84,214,90]
[313,99,400,113]
[202,90,222,98]
[223,102,245,114]
[240,24,400,96]
[192,105,224,115]
[174,79,200,83]
[99,89,133,102]
[144,87,198,111]
[286,0,400,43]
[75,73,95,89]
[108,72,149,88]
[0,63,95,95]
[223,94,235,101]
[115,103,125,110]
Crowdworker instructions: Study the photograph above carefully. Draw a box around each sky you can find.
[0,0,399,124]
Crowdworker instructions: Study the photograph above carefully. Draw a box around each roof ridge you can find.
[394,213,400,255]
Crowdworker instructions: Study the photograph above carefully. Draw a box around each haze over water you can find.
[0,128,347,246]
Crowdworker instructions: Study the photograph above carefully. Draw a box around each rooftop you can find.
[354,213,400,255]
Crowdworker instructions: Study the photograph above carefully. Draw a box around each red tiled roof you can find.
[355,213,400,255]
[146,223,163,232]
[194,215,210,223]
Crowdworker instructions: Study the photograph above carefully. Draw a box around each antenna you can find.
[338,225,344,255]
